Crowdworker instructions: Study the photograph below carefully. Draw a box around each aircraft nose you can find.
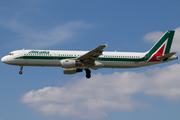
[1,57,5,63]
[1,56,7,63]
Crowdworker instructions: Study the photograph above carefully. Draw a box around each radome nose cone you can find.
[1,56,8,63]
[1,57,6,63]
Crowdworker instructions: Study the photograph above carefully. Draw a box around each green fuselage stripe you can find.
[16,56,146,62]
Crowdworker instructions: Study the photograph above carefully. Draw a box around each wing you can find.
[158,52,177,61]
[77,43,108,63]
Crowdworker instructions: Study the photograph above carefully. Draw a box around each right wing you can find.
[76,43,108,63]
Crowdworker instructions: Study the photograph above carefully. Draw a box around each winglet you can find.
[105,43,109,47]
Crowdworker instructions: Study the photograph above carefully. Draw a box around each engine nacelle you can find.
[60,59,84,68]
[63,68,83,74]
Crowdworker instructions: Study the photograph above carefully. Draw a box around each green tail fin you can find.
[145,30,175,61]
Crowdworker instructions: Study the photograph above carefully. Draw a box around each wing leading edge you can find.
[77,43,108,62]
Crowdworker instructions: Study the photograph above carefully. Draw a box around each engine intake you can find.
[60,59,84,68]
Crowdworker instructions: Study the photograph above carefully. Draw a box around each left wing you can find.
[77,43,108,63]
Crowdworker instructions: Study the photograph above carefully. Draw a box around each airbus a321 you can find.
[1,30,178,78]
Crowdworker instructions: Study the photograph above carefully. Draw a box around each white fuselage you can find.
[1,49,178,69]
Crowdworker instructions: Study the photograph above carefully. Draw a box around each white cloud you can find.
[172,27,180,53]
[145,63,180,100]
[21,63,180,119]
[143,27,180,55]
[0,20,94,48]
[143,31,164,42]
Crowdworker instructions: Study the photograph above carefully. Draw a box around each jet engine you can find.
[63,68,83,74]
[60,59,84,68]
[60,59,84,74]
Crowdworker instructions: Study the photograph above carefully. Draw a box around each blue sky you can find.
[0,0,180,120]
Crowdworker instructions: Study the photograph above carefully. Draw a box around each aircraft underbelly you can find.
[10,59,164,68]
[10,59,61,66]
[100,61,141,68]
[100,61,162,68]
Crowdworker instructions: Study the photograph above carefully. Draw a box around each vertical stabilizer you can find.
[145,30,175,61]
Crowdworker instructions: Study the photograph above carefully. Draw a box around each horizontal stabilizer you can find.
[158,52,177,61]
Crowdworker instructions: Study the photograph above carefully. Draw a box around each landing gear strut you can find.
[85,69,91,79]
[19,66,23,75]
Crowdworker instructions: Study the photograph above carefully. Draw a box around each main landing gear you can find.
[19,66,23,75]
[85,69,91,79]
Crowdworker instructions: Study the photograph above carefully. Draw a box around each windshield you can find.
[8,53,14,55]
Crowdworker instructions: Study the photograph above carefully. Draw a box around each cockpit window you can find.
[8,53,14,55]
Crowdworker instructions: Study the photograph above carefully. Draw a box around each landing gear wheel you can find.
[19,66,23,75]
[19,71,22,75]
[86,69,91,79]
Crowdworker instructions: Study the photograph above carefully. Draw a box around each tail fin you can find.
[145,30,175,61]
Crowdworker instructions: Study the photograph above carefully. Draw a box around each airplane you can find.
[1,30,178,78]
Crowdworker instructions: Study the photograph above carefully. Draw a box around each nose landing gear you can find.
[85,69,91,79]
[19,66,23,75]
